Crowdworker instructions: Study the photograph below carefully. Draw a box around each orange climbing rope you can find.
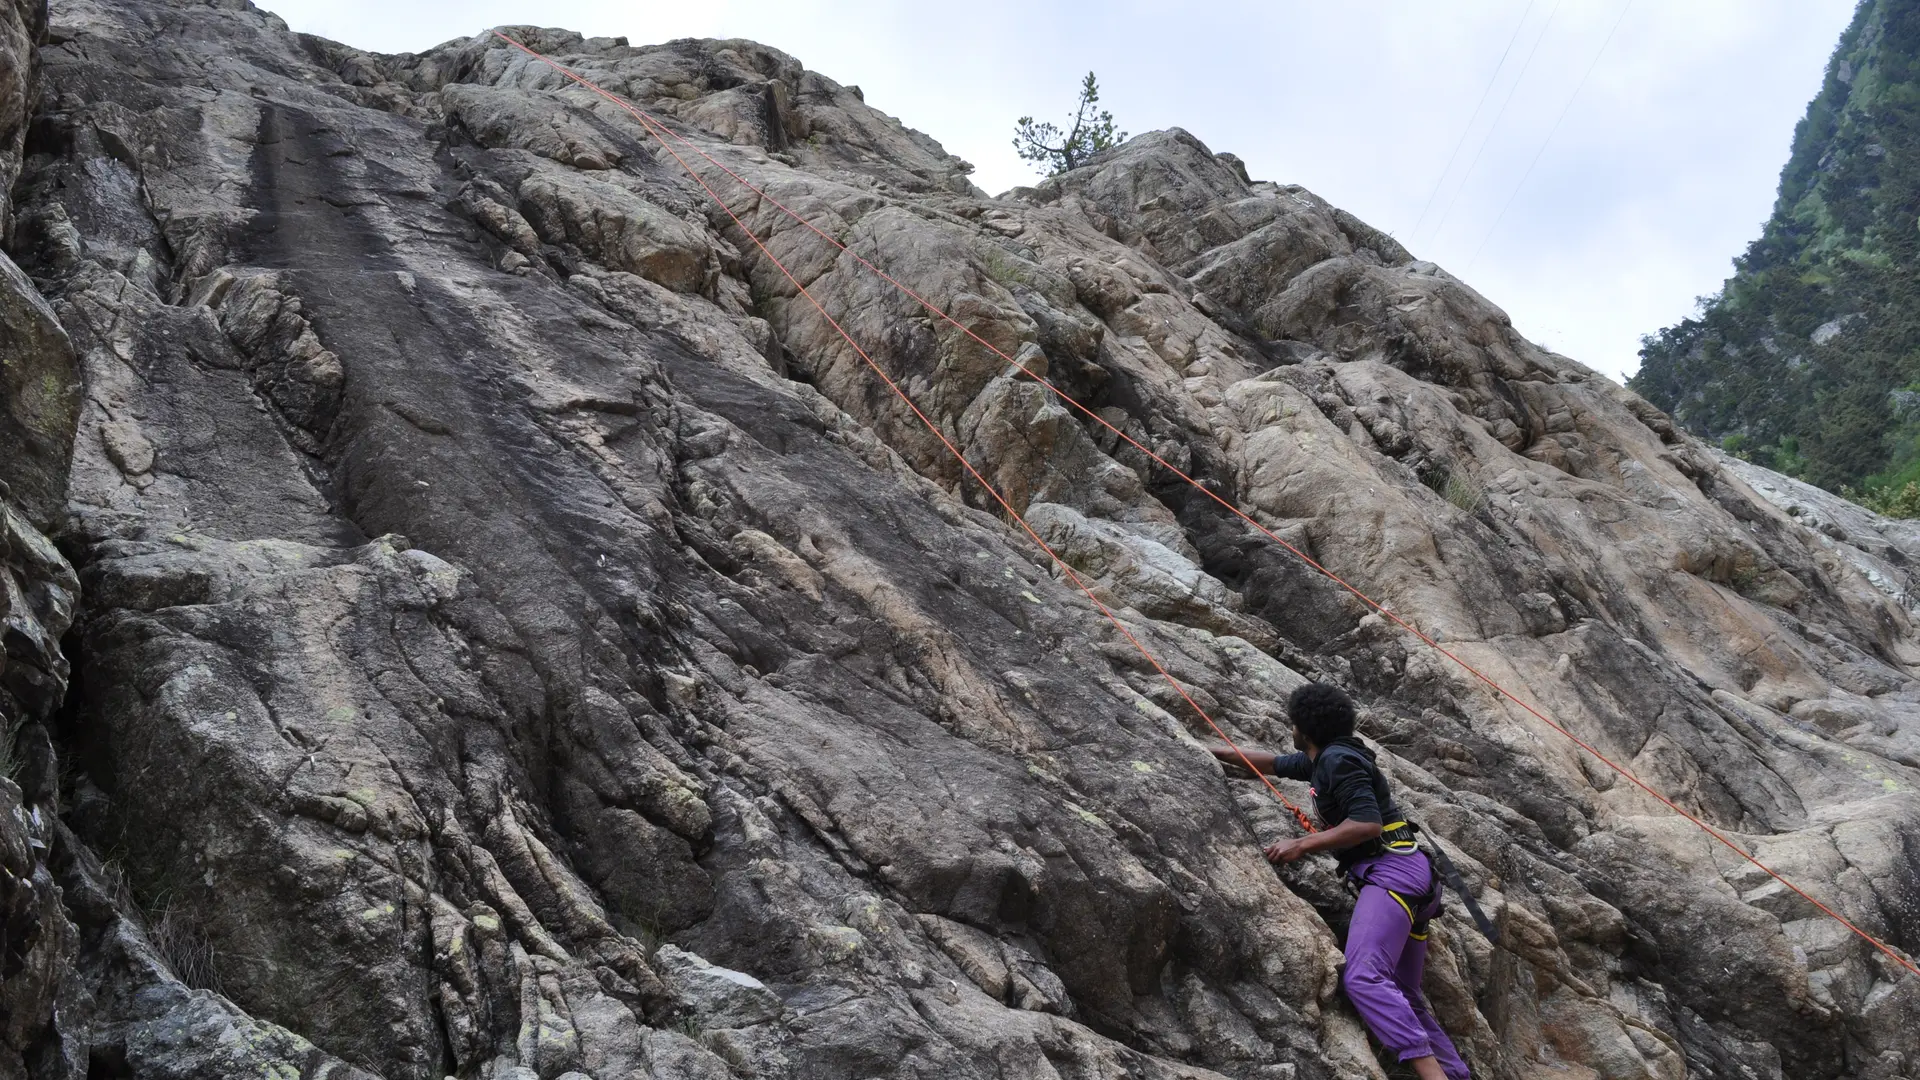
[606,77,1314,834]
[490,31,1920,979]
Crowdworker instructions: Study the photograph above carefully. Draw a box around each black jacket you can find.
[1267,737,1402,870]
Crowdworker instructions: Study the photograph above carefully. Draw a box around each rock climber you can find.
[1208,682,1470,1080]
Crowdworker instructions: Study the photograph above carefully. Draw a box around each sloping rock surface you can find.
[1,3,1917,1080]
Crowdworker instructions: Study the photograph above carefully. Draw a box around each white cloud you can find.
[257,0,1855,382]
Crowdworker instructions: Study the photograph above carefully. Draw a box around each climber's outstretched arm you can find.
[1206,743,1310,780]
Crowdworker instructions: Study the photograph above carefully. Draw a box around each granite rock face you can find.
[1,2,79,1076]
[0,3,1917,1079]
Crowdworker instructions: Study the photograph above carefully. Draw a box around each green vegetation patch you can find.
[1633,0,1920,497]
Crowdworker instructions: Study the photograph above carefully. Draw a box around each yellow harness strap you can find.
[1377,822,1428,938]
[1387,889,1416,922]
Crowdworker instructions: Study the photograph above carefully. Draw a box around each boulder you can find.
[654,944,784,1028]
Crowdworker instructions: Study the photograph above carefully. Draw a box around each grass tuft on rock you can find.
[1423,465,1487,515]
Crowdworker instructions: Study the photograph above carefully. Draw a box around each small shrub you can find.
[1423,465,1487,515]
[1845,479,1920,518]
[149,903,222,993]
[1443,473,1487,514]
[98,855,140,914]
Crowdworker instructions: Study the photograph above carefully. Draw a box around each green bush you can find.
[1846,479,1920,517]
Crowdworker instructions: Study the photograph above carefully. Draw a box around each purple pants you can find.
[1343,850,1470,1080]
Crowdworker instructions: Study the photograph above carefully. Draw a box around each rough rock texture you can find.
[0,2,80,1077]
[0,3,1917,1080]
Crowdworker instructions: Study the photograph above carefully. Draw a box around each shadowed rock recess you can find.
[2,2,1918,1078]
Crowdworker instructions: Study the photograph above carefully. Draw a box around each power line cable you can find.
[1408,0,1540,243]
[1466,0,1634,271]
[1426,0,1564,246]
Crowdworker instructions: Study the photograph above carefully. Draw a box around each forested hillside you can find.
[1632,0,1920,494]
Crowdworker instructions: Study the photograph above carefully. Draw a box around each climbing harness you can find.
[489,31,1920,981]
[1344,822,1441,934]
[1315,740,1497,942]
[1360,820,1496,942]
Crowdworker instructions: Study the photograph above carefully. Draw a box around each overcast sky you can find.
[260,1,1857,383]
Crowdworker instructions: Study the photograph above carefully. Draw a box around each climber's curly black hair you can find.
[1287,682,1356,749]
